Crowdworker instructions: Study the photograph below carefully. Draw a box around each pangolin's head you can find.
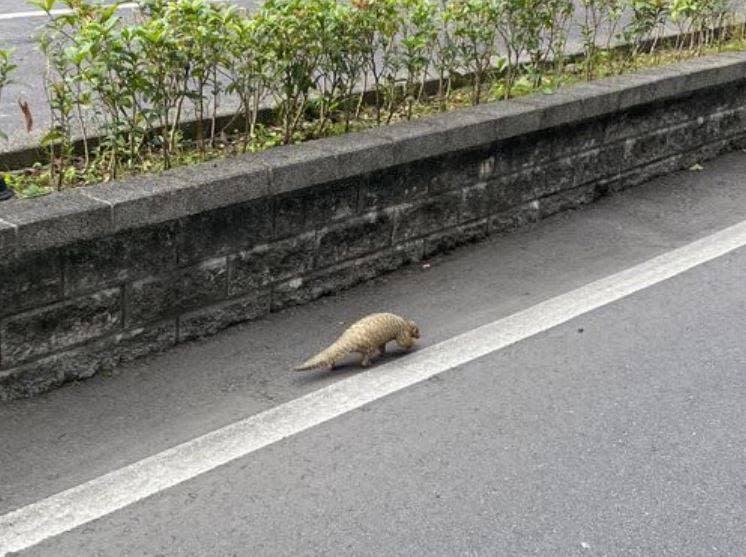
[407,320,420,339]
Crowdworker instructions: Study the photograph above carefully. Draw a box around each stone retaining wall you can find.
[1,52,745,400]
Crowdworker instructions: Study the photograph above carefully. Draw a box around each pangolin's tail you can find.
[294,340,347,371]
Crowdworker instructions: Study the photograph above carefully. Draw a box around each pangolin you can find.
[294,312,420,371]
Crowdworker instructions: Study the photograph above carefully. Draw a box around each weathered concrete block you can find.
[487,172,531,213]
[461,182,491,222]
[393,191,462,242]
[603,105,659,145]
[490,202,541,234]
[666,120,705,155]
[489,127,575,177]
[609,154,685,193]
[0,322,176,400]
[271,241,423,311]
[0,218,15,260]
[81,154,270,232]
[623,128,670,167]
[177,199,272,264]
[127,258,227,326]
[311,131,395,179]
[63,322,176,383]
[488,156,574,207]
[0,190,111,254]
[0,360,64,401]
[593,68,686,112]
[178,291,271,342]
[468,100,541,146]
[592,57,742,116]
[316,211,394,267]
[572,143,625,187]
[0,250,63,318]
[256,142,339,195]
[430,149,489,195]
[63,223,178,296]
[705,108,746,139]
[361,163,432,211]
[424,219,490,257]
[371,118,451,166]
[531,156,576,198]
[676,53,746,93]
[229,233,315,295]
[624,121,703,168]
[514,84,618,130]
[275,178,360,238]
[1,287,122,367]
[680,139,733,168]
[538,183,601,218]
[602,81,745,145]
[408,103,540,156]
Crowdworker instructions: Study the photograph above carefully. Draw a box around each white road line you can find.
[0,0,235,21]
[2,220,746,555]
[0,3,138,21]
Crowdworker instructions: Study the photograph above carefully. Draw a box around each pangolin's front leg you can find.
[396,331,415,350]
[358,348,375,367]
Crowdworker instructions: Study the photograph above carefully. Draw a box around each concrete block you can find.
[370,118,451,166]
[127,258,227,326]
[274,177,360,238]
[271,241,423,311]
[0,250,63,318]
[0,190,112,254]
[63,223,178,295]
[178,291,271,342]
[228,233,316,295]
[177,199,272,264]
[393,191,462,242]
[1,287,122,367]
[423,219,490,257]
[256,142,339,195]
[0,322,176,401]
[316,211,394,267]
[311,131,395,179]
[0,218,15,260]
[81,155,270,233]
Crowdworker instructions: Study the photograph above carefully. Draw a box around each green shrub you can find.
[445,0,503,104]
[0,47,16,140]
[16,0,740,194]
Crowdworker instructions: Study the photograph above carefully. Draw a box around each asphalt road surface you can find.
[1,151,745,556]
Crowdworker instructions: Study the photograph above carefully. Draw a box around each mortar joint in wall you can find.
[120,283,128,331]
[311,227,320,270]
[79,190,115,237]
[479,156,496,181]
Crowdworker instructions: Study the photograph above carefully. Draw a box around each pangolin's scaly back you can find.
[294,313,410,371]
[341,313,407,349]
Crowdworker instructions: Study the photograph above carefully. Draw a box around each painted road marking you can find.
[0,4,138,21]
[0,1,232,21]
[2,219,746,555]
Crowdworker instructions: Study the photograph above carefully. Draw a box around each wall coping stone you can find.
[0,51,744,257]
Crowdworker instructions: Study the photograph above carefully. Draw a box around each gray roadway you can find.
[1,151,746,555]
